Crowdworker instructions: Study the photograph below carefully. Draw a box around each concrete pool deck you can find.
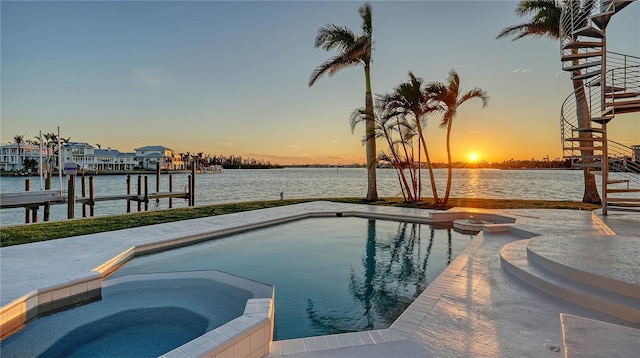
[1,201,638,357]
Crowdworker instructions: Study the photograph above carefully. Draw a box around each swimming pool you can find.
[112,216,473,340]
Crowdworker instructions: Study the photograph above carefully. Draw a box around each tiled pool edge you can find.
[0,205,521,355]
[160,297,275,358]
[0,274,102,340]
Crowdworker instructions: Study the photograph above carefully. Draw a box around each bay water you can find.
[0,168,619,227]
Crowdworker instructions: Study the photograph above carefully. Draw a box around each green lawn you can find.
[0,197,599,247]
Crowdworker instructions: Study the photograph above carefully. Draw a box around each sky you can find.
[2,0,639,165]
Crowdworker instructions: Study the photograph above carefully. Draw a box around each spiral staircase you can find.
[560,0,640,214]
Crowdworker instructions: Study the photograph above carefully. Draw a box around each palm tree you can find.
[351,96,415,201]
[309,2,378,201]
[13,135,24,171]
[386,72,440,203]
[497,0,601,204]
[41,132,70,172]
[426,70,488,204]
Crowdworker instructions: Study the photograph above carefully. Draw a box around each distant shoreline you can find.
[0,166,286,177]
[1,166,582,177]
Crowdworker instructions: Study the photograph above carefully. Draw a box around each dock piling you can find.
[44,172,51,222]
[89,176,95,217]
[126,175,131,213]
[188,175,192,206]
[191,163,196,206]
[169,174,173,209]
[25,179,31,224]
[137,175,142,212]
[81,174,87,217]
[156,163,161,204]
[144,176,149,211]
[67,175,75,219]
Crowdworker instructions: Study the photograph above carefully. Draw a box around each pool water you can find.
[39,307,207,358]
[112,217,473,340]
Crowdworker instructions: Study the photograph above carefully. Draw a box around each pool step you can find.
[500,240,640,324]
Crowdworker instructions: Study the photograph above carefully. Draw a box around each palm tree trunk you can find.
[384,129,413,201]
[397,124,417,199]
[573,75,601,204]
[364,64,378,201]
[391,159,408,202]
[417,134,422,199]
[443,118,453,204]
[414,122,439,203]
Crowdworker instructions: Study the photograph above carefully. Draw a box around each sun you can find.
[469,153,479,162]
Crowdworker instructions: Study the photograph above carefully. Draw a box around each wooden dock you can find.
[0,191,189,209]
[1,164,197,224]
[0,191,67,209]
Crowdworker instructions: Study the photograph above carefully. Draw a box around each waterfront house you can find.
[0,143,52,172]
[134,145,184,170]
[61,142,137,171]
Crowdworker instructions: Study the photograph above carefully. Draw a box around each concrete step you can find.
[526,238,640,299]
[560,313,640,358]
[500,240,640,324]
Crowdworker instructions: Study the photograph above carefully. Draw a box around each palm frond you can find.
[314,25,356,51]
[308,55,360,86]
[359,3,373,36]
[459,88,489,108]
[349,107,367,134]
[497,0,561,40]
[348,36,372,63]
[439,112,455,128]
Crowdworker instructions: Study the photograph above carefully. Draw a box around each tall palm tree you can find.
[309,2,378,201]
[427,70,488,204]
[13,135,24,171]
[497,0,601,204]
[386,72,440,203]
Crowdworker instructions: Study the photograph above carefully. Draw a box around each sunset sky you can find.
[2,1,638,165]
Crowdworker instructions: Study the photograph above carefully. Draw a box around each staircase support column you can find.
[602,121,609,215]
[600,24,608,216]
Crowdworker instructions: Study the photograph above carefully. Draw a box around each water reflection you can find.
[465,169,481,198]
[306,220,456,334]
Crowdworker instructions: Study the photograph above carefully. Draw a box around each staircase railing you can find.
[560,0,598,40]
[606,62,640,113]
[607,139,640,175]
[601,139,640,207]
[561,53,640,158]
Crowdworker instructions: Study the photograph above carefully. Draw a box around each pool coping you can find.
[0,202,521,356]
